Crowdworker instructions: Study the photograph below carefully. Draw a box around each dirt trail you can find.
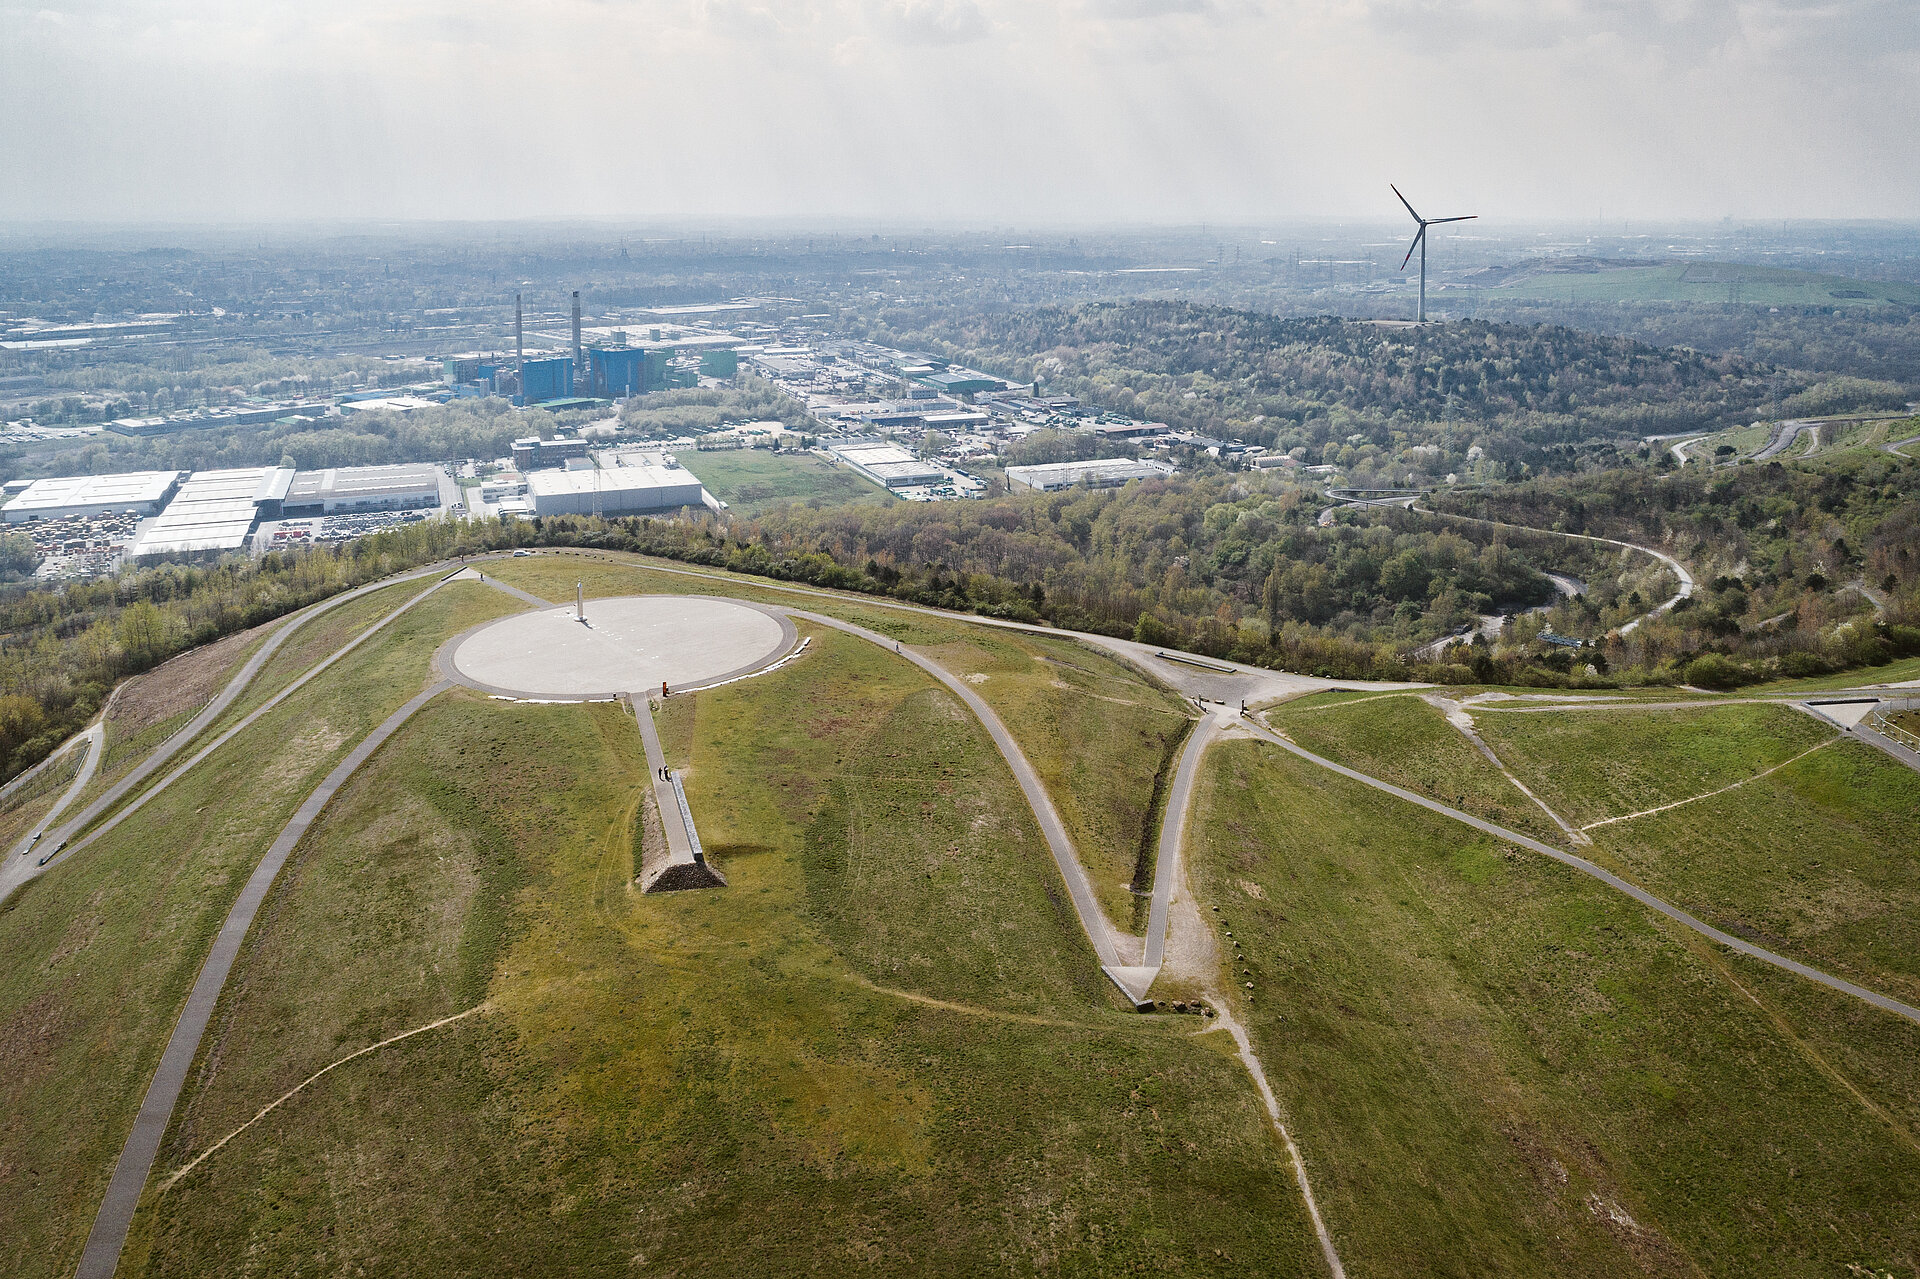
[160,1002,492,1192]
[1198,1002,1347,1278]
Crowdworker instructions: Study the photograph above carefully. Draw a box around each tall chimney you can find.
[514,292,524,403]
[571,290,583,394]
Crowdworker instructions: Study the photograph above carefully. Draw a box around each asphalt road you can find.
[74,681,456,1279]
[0,723,105,900]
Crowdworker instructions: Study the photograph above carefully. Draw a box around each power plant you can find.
[439,290,743,406]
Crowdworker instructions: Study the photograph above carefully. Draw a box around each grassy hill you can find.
[5,548,1919,1276]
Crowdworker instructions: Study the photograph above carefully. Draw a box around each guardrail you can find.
[1868,696,1920,751]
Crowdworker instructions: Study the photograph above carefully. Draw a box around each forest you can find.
[868,301,1787,457]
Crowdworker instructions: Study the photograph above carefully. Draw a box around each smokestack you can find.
[514,293,524,403]
[571,290,583,394]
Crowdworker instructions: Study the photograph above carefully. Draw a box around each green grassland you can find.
[1477,705,1920,1006]
[914,629,1194,929]
[1751,655,1920,693]
[1472,703,1834,827]
[1264,692,1563,844]
[677,449,891,515]
[1478,261,1920,308]
[210,575,434,728]
[126,629,1325,1275]
[487,551,1199,930]
[1189,738,1920,1277]
[0,580,523,1278]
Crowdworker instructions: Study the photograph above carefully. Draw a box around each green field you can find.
[1479,261,1920,308]
[124,629,1325,1275]
[1473,703,1833,827]
[1266,691,1563,844]
[485,552,1196,931]
[0,580,522,1278]
[1188,737,1920,1276]
[677,449,891,515]
[1476,703,1920,1005]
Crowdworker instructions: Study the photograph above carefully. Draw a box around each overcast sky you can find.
[2,0,1915,225]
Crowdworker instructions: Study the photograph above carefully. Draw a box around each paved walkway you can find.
[789,609,1125,972]
[1409,506,1694,636]
[1,565,466,906]
[12,572,458,894]
[74,680,455,1279]
[1244,719,1920,1029]
[1,722,103,885]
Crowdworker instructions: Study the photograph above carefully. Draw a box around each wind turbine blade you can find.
[1427,215,1477,225]
[1399,227,1425,270]
[1390,184,1422,223]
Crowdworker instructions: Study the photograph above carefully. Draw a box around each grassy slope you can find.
[0,581,523,1279]
[211,576,434,728]
[1265,692,1563,844]
[130,631,1323,1276]
[1473,703,1833,828]
[677,449,891,516]
[1189,739,1920,1277]
[488,553,1198,933]
[915,629,1194,930]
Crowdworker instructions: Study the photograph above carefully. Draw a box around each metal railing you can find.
[1868,696,1920,751]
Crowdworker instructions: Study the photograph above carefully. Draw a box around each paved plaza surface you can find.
[450,594,795,698]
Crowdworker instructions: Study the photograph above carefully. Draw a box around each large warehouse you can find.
[826,439,946,489]
[1005,458,1176,493]
[526,463,706,517]
[3,471,181,523]
[131,467,292,559]
[283,464,443,516]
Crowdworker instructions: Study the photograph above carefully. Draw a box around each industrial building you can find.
[3,471,182,523]
[1005,458,1176,493]
[521,356,574,404]
[512,436,591,470]
[131,467,294,559]
[826,439,947,489]
[525,463,706,517]
[105,403,330,437]
[588,346,646,397]
[283,464,443,516]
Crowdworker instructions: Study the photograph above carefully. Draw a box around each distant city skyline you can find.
[2,0,1915,224]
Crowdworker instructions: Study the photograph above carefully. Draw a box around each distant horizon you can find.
[5,2,1915,225]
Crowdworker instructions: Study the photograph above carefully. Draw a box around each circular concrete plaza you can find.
[450,595,795,699]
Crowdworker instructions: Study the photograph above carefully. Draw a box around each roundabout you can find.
[446,593,797,699]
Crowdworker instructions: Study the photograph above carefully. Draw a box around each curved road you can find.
[1411,505,1694,636]
[9,570,458,898]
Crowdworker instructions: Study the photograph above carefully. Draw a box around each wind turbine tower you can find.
[1393,185,1475,322]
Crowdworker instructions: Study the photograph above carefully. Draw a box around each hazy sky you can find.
[3,0,1915,224]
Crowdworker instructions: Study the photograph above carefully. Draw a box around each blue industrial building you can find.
[521,357,575,404]
[589,347,646,397]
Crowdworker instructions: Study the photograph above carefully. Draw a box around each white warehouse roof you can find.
[3,471,181,522]
[132,466,288,557]
[526,464,707,517]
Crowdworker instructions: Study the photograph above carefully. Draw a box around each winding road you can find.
[46,545,1918,1279]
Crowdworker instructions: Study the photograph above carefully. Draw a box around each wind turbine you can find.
[1393,185,1475,322]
